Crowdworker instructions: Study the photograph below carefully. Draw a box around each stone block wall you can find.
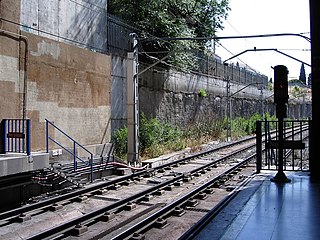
[137,64,311,129]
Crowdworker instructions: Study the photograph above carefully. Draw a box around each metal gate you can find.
[256,119,309,172]
[1,119,31,155]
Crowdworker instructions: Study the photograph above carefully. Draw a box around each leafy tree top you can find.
[108,0,230,69]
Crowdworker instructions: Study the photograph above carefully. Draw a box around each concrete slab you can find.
[142,148,192,168]
[0,152,49,177]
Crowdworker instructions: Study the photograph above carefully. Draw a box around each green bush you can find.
[112,113,184,159]
[139,114,182,149]
[112,112,278,160]
[224,113,278,138]
[112,127,128,159]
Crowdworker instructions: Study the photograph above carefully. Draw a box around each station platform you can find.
[0,152,49,177]
[194,171,320,240]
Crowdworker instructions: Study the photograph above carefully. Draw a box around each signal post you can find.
[271,65,291,182]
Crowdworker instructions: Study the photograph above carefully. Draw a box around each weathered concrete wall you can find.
[26,32,111,151]
[139,87,266,128]
[110,56,269,128]
[139,86,311,129]
[20,0,108,51]
[138,65,272,127]
[111,55,127,132]
[113,58,311,130]
[0,0,23,120]
[1,0,112,152]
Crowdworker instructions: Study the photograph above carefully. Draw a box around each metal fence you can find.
[45,119,94,182]
[106,15,136,56]
[1,119,31,155]
[256,119,310,172]
[196,52,268,87]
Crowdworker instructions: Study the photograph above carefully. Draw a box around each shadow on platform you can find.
[195,171,320,240]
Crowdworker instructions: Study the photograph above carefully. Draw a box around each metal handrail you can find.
[45,119,94,182]
[47,136,88,165]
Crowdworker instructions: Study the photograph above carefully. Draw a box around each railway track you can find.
[0,124,309,239]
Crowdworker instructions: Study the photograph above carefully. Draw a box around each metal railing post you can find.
[9,120,12,152]
[14,120,17,152]
[90,153,93,183]
[3,120,7,153]
[18,120,21,152]
[46,120,49,153]
[308,118,311,172]
[74,142,77,172]
[26,119,31,156]
[256,120,262,173]
[45,118,94,177]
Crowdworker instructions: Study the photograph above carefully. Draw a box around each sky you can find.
[215,0,311,81]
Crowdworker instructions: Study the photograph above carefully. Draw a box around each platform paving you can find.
[195,171,320,240]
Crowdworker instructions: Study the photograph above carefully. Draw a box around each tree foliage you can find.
[299,63,306,84]
[108,0,230,69]
[307,73,311,87]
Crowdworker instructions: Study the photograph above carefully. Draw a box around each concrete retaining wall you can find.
[112,57,311,130]
[1,0,112,151]
[20,0,108,51]
[0,32,112,151]
[26,32,111,151]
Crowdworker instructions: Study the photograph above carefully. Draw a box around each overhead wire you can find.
[11,0,272,79]
[214,41,258,73]
[222,20,274,74]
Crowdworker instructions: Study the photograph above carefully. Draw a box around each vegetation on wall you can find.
[291,85,302,98]
[108,0,230,70]
[198,89,208,97]
[112,112,277,160]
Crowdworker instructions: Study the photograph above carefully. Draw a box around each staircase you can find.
[45,119,116,185]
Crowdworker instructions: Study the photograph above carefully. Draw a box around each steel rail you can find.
[25,144,259,239]
[117,123,309,239]
[25,173,183,240]
[111,125,309,239]
[180,130,309,239]
[0,169,146,221]
[178,175,255,240]
[0,136,255,221]
[180,128,309,239]
[111,153,257,240]
[0,124,307,222]
[9,125,309,239]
